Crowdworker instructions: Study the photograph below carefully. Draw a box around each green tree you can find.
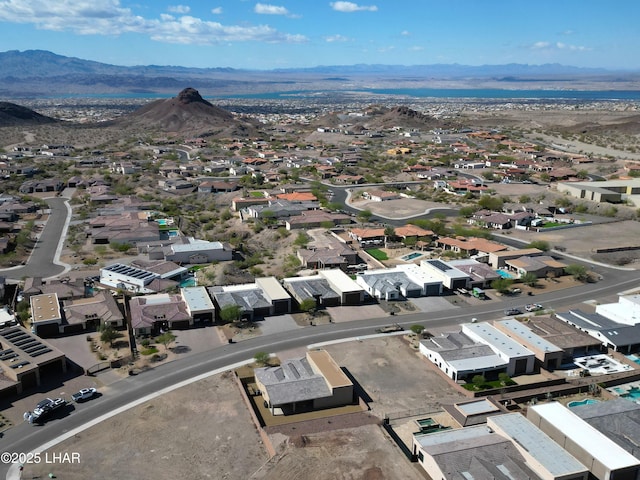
[527,240,550,251]
[358,209,373,223]
[156,331,177,351]
[520,272,538,287]
[254,351,271,366]
[498,372,512,386]
[384,225,396,239]
[491,278,514,293]
[299,298,317,314]
[293,232,310,247]
[478,195,504,211]
[565,264,589,281]
[100,324,120,348]
[219,304,243,324]
[472,375,487,389]
[410,324,425,335]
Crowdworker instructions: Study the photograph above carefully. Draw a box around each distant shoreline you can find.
[25,88,640,102]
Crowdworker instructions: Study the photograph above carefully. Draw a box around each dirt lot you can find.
[254,424,425,480]
[22,372,269,480]
[20,335,466,480]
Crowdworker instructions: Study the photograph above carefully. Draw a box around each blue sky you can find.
[0,0,638,70]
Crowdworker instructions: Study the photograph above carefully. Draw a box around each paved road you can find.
[0,197,70,281]
[2,268,638,478]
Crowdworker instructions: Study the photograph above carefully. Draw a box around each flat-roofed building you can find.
[412,412,589,480]
[448,259,501,288]
[570,398,640,458]
[493,319,564,371]
[0,326,67,396]
[180,286,215,323]
[318,269,364,305]
[164,237,233,264]
[488,413,589,480]
[255,277,291,315]
[524,316,601,363]
[488,248,544,268]
[595,294,640,326]
[254,349,353,415]
[30,293,62,337]
[463,322,535,376]
[528,402,640,480]
[419,259,470,290]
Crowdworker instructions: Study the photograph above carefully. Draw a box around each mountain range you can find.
[0,50,639,98]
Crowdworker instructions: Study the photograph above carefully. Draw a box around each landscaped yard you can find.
[366,248,388,260]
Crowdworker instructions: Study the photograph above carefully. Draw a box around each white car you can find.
[525,303,543,312]
[71,387,98,402]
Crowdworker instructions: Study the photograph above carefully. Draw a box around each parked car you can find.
[26,397,66,424]
[504,308,522,316]
[71,387,98,402]
[525,303,543,312]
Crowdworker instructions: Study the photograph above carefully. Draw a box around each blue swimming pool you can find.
[402,252,423,261]
[179,277,196,288]
[568,399,599,408]
[626,354,640,365]
[496,269,514,279]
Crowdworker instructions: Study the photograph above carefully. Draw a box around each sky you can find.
[0,0,639,70]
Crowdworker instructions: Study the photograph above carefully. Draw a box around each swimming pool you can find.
[496,269,514,279]
[567,399,599,408]
[626,354,640,365]
[402,252,423,261]
[179,277,196,288]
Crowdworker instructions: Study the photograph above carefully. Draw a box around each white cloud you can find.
[254,3,289,15]
[531,41,551,50]
[168,5,190,14]
[211,7,223,15]
[0,0,307,44]
[530,40,589,52]
[325,34,349,42]
[400,30,410,36]
[330,2,378,12]
[409,45,424,51]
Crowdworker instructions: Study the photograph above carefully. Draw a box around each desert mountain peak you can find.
[176,87,213,106]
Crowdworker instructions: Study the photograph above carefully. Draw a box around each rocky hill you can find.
[0,101,58,127]
[111,87,259,136]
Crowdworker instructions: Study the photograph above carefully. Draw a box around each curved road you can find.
[2,267,638,478]
[0,197,70,280]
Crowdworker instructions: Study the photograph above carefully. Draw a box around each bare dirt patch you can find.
[253,424,425,480]
[22,372,269,480]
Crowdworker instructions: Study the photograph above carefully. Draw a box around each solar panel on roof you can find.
[429,259,452,271]
[30,347,52,357]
